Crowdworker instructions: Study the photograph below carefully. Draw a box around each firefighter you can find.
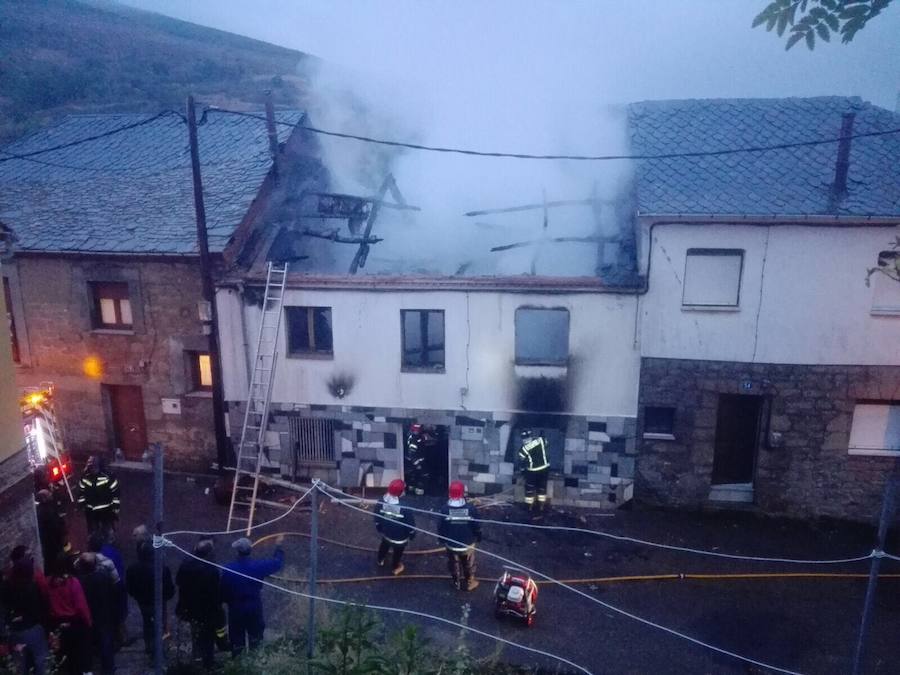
[374,479,416,576]
[77,456,120,535]
[437,481,482,591]
[518,429,550,517]
[404,424,428,496]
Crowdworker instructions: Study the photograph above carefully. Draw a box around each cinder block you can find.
[588,431,611,443]
[565,438,586,454]
[472,473,494,483]
[498,462,515,475]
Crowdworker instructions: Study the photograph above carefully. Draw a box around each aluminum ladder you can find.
[41,402,75,502]
[226,261,289,534]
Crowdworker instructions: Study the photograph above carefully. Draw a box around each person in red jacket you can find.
[45,554,91,675]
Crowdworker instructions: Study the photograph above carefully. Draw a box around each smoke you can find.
[294,12,635,278]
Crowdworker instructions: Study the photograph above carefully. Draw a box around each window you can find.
[3,277,19,363]
[515,307,569,366]
[401,309,445,371]
[187,351,212,392]
[643,406,675,439]
[682,249,743,308]
[871,251,900,315]
[286,306,333,357]
[848,402,900,456]
[90,282,132,329]
[290,417,337,464]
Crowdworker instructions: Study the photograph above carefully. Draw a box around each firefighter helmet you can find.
[410,423,423,434]
[448,480,466,500]
[388,479,405,497]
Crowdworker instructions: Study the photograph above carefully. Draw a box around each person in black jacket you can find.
[175,539,226,670]
[374,479,416,576]
[1,545,50,675]
[126,540,174,659]
[77,456,120,536]
[35,490,68,573]
[76,552,115,675]
[437,481,482,591]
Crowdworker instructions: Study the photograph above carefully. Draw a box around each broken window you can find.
[90,281,133,329]
[643,406,675,439]
[871,251,900,315]
[401,309,445,371]
[515,307,569,366]
[286,306,333,357]
[186,351,212,392]
[3,277,19,364]
[682,249,743,307]
[848,401,900,456]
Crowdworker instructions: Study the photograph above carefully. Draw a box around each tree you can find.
[752,0,894,50]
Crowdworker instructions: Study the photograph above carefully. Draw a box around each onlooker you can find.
[35,490,68,573]
[175,539,225,669]
[374,479,416,576]
[45,554,91,675]
[131,524,150,552]
[76,553,115,675]
[95,531,128,648]
[126,540,174,660]
[220,536,284,657]
[86,533,119,586]
[1,546,50,675]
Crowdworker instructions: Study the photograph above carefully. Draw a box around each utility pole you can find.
[152,442,164,675]
[307,484,319,672]
[187,95,230,473]
[851,471,897,675]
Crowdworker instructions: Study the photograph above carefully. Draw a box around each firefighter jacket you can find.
[518,437,550,472]
[374,495,417,544]
[437,499,482,552]
[77,472,120,514]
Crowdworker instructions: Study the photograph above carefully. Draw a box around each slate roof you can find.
[0,110,303,254]
[629,97,900,217]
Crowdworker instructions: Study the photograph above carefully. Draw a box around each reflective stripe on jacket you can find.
[518,437,549,472]
[78,473,120,511]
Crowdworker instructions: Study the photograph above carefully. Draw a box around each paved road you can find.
[65,468,900,674]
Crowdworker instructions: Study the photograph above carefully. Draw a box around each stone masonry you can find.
[226,400,637,508]
[636,357,900,523]
[7,255,216,471]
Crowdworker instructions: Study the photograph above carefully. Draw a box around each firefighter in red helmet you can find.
[404,424,428,495]
[437,481,482,591]
[374,479,416,576]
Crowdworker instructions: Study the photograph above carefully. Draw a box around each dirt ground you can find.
[62,467,900,674]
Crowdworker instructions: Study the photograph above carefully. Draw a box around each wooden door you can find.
[711,394,762,485]
[107,385,147,460]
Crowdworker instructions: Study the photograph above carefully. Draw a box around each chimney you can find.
[831,111,855,204]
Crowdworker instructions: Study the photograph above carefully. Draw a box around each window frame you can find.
[847,400,900,457]
[89,281,133,330]
[681,248,744,309]
[400,309,446,373]
[514,307,570,367]
[643,406,676,440]
[870,250,900,316]
[285,306,334,359]
[186,351,213,393]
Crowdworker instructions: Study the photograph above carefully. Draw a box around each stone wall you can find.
[7,256,216,471]
[0,449,40,565]
[227,401,637,507]
[636,357,900,523]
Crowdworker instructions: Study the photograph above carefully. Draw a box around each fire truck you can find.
[21,384,74,504]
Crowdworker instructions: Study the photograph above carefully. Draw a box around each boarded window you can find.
[643,406,675,437]
[848,402,900,456]
[90,281,133,329]
[186,351,212,391]
[401,309,445,371]
[682,249,743,307]
[290,417,337,463]
[3,277,19,364]
[515,308,569,366]
[871,251,900,315]
[285,306,333,357]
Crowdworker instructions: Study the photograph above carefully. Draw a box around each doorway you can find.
[104,385,147,460]
[402,424,449,497]
[711,394,762,486]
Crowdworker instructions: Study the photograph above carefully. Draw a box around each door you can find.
[711,394,762,485]
[106,385,147,460]
[403,424,449,497]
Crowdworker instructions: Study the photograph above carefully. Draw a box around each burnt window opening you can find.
[401,309,445,372]
[682,249,743,308]
[3,277,19,364]
[871,250,900,314]
[186,351,212,392]
[515,307,569,366]
[286,306,333,357]
[90,281,133,329]
[643,406,676,438]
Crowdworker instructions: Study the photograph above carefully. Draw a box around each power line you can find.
[209,107,900,162]
[320,482,804,675]
[0,111,185,164]
[159,537,594,675]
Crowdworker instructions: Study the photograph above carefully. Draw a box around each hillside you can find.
[0,0,313,142]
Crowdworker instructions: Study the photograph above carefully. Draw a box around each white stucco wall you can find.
[217,287,640,416]
[639,222,900,365]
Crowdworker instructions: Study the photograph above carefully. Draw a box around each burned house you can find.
[0,110,303,470]
[218,162,644,506]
